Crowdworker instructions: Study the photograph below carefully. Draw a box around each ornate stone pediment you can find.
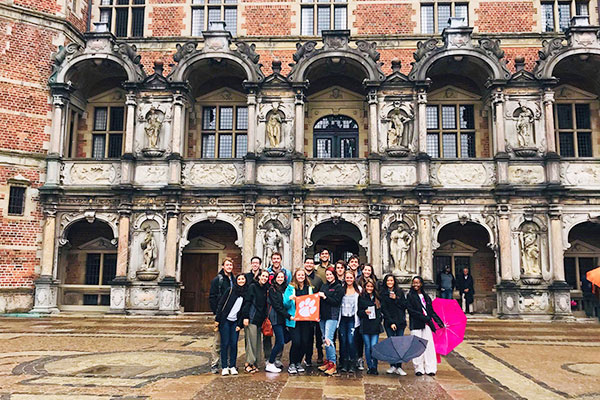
[565,240,600,255]
[185,236,226,251]
[77,237,117,251]
[308,86,364,102]
[427,85,480,101]
[554,84,598,101]
[435,239,478,255]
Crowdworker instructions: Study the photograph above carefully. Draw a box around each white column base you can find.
[30,277,59,314]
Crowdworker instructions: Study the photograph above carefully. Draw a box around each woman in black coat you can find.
[456,267,475,314]
[317,267,344,375]
[380,274,408,375]
[241,270,270,373]
[357,278,383,375]
[266,271,291,373]
[406,276,444,376]
[215,274,248,375]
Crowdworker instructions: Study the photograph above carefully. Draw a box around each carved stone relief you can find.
[134,165,169,186]
[129,286,160,309]
[510,214,549,282]
[431,163,495,187]
[518,292,550,312]
[508,165,545,185]
[379,102,415,156]
[62,162,119,185]
[380,165,417,186]
[255,216,290,268]
[257,101,294,155]
[142,107,165,157]
[256,165,293,185]
[504,99,543,156]
[561,163,600,187]
[129,218,165,282]
[305,162,368,186]
[182,162,242,186]
[135,102,173,158]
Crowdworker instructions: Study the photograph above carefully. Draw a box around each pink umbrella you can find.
[431,298,467,356]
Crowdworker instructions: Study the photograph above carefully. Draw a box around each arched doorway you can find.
[57,219,116,311]
[565,221,600,313]
[180,220,241,312]
[309,220,365,263]
[434,222,495,313]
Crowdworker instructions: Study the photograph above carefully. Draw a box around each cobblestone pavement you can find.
[0,314,598,399]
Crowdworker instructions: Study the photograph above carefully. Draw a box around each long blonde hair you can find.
[291,268,312,290]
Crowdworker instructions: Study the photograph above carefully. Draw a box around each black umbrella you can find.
[372,335,428,364]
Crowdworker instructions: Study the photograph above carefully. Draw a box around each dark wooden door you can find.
[181,253,219,312]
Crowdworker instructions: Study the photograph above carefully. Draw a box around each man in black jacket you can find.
[244,256,262,285]
[304,257,324,365]
[208,258,234,373]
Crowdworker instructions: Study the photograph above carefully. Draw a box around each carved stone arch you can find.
[410,49,510,82]
[562,213,600,251]
[289,51,385,83]
[432,214,496,251]
[179,212,244,254]
[168,52,263,84]
[58,212,119,246]
[304,213,369,258]
[133,213,167,232]
[55,54,144,85]
[534,44,600,80]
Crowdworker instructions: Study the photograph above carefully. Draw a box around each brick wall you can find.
[353,4,416,35]
[149,6,185,37]
[13,0,60,15]
[475,1,536,33]
[242,5,294,36]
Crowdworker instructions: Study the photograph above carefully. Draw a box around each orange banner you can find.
[294,293,320,322]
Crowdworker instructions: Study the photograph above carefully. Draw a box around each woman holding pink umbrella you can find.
[406,276,444,376]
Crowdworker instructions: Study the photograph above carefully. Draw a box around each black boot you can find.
[340,359,348,372]
[348,359,356,373]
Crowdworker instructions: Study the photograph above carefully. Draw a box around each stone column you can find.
[492,90,509,185]
[292,89,305,185]
[31,209,59,313]
[416,90,430,185]
[543,89,561,184]
[121,93,137,186]
[418,205,433,282]
[291,199,304,270]
[496,204,520,318]
[168,95,185,186]
[548,205,572,318]
[46,93,68,188]
[159,206,180,314]
[110,208,131,313]
[368,205,382,276]
[245,90,257,184]
[368,91,378,154]
[242,203,256,272]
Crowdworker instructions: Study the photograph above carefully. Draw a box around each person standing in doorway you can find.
[456,267,475,314]
[241,269,269,373]
[208,258,235,374]
[380,274,407,376]
[437,265,455,300]
[304,257,324,366]
[245,256,262,285]
[215,273,247,376]
[407,276,444,376]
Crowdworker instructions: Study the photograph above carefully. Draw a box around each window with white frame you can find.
[191,0,237,36]
[301,0,347,36]
[201,105,248,158]
[92,106,125,159]
[426,104,476,158]
[99,0,145,38]
[421,2,468,34]
[541,0,589,32]
[555,103,593,157]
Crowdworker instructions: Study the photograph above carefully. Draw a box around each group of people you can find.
[437,265,475,314]
[209,249,446,377]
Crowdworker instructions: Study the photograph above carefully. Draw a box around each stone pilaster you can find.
[245,87,257,184]
[368,204,382,276]
[543,89,561,185]
[46,87,71,188]
[496,204,520,318]
[367,90,378,154]
[120,92,137,186]
[291,196,304,271]
[242,202,256,272]
[417,204,433,282]
[109,206,131,314]
[293,87,305,155]
[548,205,572,319]
[31,209,59,314]
[415,89,431,186]
[492,90,509,185]
[159,205,181,314]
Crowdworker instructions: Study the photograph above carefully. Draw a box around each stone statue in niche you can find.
[142,108,165,157]
[516,106,534,147]
[519,224,541,277]
[137,226,159,281]
[266,112,282,148]
[263,225,283,263]
[390,227,412,274]
[386,103,414,157]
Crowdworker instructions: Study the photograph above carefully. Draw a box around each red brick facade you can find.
[149,6,186,36]
[242,5,294,36]
[353,4,416,35]
[475,1,536,33]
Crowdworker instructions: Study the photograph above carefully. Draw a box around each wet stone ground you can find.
[0,314,598,399]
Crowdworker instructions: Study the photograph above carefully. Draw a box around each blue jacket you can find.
[283,284,313,328]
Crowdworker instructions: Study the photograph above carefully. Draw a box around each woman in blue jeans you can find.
[338,270,360,373]
[215,274,247,376]
[380,273,408,375]
[266,271,290,373]
[358,278,383,375]
[317,267,344,375]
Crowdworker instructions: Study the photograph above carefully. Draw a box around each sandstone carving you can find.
[515,106,534,147]
[508,166,545,184]
[380,165,417,186]
[257,165,292,185]
[263,225,283,263]
[306,163,367,185]
[390,227,412,274]
[266,112,282,148]
[183,163,240,186]
[520,223,541,276]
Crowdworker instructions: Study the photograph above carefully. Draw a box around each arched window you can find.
[313,115,358,158]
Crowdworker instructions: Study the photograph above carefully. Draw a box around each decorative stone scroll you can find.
[182,162,243,186]
[305,162,368,186]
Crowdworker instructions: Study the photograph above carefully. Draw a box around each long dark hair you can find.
[271,271,287,293]
[382,273,400,293]
[235,274,249,296]
[360,278,381,308]
[358,263,378,288]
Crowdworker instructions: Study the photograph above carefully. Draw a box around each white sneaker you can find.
[396,367,407,376]
[221,368,230,376]
[386,366,397,374]
[229,367,238,375]
[265,363,282,373]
